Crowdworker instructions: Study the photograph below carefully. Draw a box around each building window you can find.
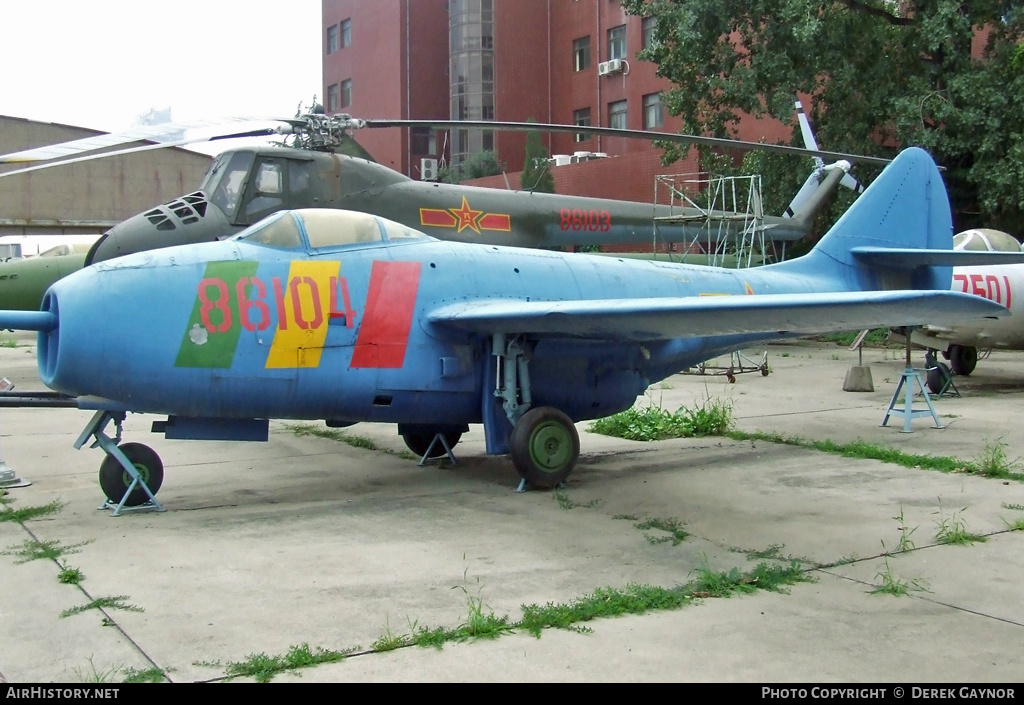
[327,84,340,113]
[340,79,352,109]
[327,24,339,54]
[608,25,626,61]
[411,127,438,155]
[341,18,352,48]
[573,107,592,142]
[573,36,590,72]
[643,93,663,129]
[609,100,627,130]
[642,16,657,50]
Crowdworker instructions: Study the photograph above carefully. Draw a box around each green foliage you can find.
[0,499,64,523]
[871,558,929,596]
[438,150,505,184]
[934,504,988,546]
[633,516,689,545]
[589,395,733,441]
[973,437,1022,477]
[121,667,166,684]
[61,596,144,618]
[220,643,352,683]
[521,121,556,193]
[622,0,1024,233]
[728,431,1024,482]
[552,489,600,510]
[814,328,892,347]
[2,538,89,564]
[58,567,85,585]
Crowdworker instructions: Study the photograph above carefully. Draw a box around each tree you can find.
[621,0,1024,233]
[437,150,505,184]
[521,124,556,193]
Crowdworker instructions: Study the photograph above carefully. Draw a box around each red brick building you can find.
[322,0,790,203]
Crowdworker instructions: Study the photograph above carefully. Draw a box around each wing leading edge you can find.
[428,291,1007,342]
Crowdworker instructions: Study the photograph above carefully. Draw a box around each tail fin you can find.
[772,147,954,291]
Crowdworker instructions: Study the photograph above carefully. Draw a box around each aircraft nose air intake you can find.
[37,290,60,384]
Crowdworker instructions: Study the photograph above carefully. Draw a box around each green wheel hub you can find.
[528,421,574,472]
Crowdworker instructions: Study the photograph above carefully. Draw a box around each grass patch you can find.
[215,559,814,679]
[727,431,1024,483]
[285,423,378,450]
[813,329,892,347]
[0,499,64,523]
[633,517,689,545]
[121,667,166,683]
[589,396,733,441]
[934,505,988,546]
[553,489,600,510]
[973,437,1022,477]
[871,558,929,596]
[1003,516,1024,531]
[0,339,20,348]
[61,595,144,618]
[2,538,90,564]
[58,567,85,585]
[216,643,354,683]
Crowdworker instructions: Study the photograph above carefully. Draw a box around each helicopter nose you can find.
[86,191,236,264]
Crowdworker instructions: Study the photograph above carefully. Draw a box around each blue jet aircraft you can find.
[1,147,1020,510]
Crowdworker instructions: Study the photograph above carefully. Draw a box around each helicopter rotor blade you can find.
[0,117,291,164]
[359,119,893,167]
[1,126,288,181]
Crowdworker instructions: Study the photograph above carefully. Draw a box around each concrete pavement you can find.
[1,333,1022,682]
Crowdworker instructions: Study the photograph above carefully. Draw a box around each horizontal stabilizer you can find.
[0,310,56,332]
[429,291,1006,342]
[852,247,1024,269]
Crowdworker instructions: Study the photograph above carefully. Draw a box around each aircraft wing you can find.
[428,291,1007,342]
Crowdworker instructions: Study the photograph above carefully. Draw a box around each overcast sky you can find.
[0,0,322,136]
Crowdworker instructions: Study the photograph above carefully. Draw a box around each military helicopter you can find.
[2,147,1022,513]
[0,111,887,310]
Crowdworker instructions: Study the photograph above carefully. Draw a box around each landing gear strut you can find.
[76,411,165,516]
[492,333,580,489]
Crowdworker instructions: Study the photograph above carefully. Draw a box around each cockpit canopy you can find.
[233,209,430,251]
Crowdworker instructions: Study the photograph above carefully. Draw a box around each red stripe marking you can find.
[479,213,511,231]
[420,208,457,228]
[350,261,421,369]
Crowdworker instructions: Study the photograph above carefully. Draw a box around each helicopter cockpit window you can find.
[237,212,304,250]
[204,151,254,219]
[298,210,385,248]
[242,161,286,223]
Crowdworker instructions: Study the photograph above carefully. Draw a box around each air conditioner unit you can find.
[420,158,438,181]
[598,58,623,76]
[551,154,572,167]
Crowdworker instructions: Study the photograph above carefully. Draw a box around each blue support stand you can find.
[417,433,457,467]
[880,334,943,433]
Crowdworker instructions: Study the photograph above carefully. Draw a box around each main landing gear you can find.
[76,411,165,516]
[492,334,580,490]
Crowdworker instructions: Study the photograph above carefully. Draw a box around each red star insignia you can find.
[450,197,483,234]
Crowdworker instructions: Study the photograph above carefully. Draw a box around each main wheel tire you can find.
[926,363,951,396]
[948,345,977,376]
[402,431,463,459]
[510,407,580,489]
[98,442,164,507]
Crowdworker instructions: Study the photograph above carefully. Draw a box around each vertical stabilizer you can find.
[773,147,953,291]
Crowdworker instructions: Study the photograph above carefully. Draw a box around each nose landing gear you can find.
[76,411,165,516]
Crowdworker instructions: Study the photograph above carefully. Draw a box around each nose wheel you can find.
[75,411,165,516]
[98,442,164,509]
